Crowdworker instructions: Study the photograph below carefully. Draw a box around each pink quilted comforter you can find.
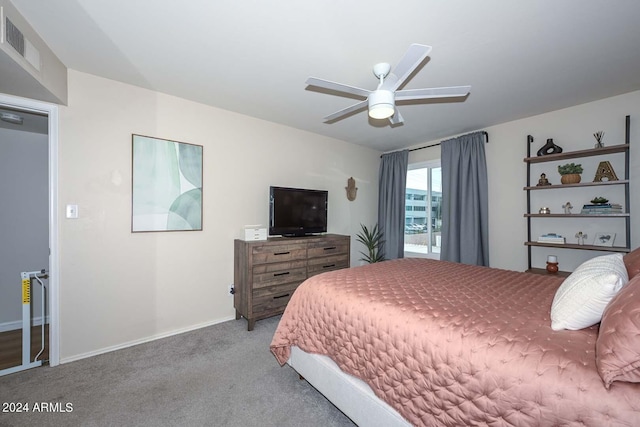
[270,258,640,426]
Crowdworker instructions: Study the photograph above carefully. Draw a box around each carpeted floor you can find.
[0,316,355,427]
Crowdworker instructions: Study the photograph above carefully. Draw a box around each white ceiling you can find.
[11,0,640,152]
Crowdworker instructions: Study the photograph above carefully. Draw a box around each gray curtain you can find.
[440,132,489,266]
[378,150,409,260]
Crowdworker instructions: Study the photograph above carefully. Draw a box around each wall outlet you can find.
[228,284,235,297]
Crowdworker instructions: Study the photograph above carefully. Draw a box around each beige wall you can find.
[59,70,380,361]
[408,90,640,273]
[57,69,640,362]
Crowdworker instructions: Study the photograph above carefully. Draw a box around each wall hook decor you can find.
[346,177,358,201]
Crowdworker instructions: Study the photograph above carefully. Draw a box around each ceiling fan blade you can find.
[395,85,471,101]
[388,44,432,91]
[388,109,404,125]
[306,77,371,99]
[323,100,368,122]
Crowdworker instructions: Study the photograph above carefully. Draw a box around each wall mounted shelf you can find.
[524,115,631,274]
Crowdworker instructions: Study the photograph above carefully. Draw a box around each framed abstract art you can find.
[131,134,203,232]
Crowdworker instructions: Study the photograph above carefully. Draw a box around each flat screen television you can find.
[269,186,328,237]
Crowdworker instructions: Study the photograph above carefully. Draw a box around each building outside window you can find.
[405,162,442,258]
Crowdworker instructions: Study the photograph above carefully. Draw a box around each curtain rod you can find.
[381,131,489,157]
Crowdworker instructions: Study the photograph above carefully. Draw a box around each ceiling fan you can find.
[305,44,471,125]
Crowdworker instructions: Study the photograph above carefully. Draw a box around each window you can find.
[405,162,442,258]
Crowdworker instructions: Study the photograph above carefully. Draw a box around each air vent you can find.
[5,17,24,57]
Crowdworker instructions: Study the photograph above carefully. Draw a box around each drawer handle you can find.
[323,246,337,251]
[273,271,290,277]
[273,294,290,300]
[322,264,336,269]
[274,251,291,256]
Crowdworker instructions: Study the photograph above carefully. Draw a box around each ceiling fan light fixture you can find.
[368,90,395,120]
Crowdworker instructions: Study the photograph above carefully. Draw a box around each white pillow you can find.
[550,253,629,331]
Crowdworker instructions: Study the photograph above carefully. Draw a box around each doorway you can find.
[0,94,59,372]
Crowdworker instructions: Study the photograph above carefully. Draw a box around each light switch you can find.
[66,204,78,219]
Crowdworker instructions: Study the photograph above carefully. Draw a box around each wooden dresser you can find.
[234,234,350,330]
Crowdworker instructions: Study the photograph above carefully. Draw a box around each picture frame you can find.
[132,134,203,232]
[593,232,615,247]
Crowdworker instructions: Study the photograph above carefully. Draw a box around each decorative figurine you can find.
[345,177,358,201]
[575,231,588,245]
[537,138,563,156]
[539,207,551,214]
[536,173,551,186]
[594,131,605,148]
[562,202,573,214]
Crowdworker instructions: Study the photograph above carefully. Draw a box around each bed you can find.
[270,254,640,426]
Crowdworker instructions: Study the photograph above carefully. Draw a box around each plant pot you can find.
[560,173,581,184]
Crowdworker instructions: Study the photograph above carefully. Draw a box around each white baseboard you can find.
[60,315,235,364]
[0,316,50,333]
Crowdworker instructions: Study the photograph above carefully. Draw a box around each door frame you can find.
[0,93,59,367]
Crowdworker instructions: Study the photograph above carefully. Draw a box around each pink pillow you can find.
[596,274,640,388]
[624,247,640,279]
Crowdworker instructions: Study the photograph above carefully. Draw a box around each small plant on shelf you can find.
[557,163,583,184]
[590,196,609,205]
[557,163,583,175]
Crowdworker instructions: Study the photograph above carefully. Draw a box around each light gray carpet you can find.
[0,316,355,427]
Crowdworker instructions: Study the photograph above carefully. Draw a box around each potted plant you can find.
[356,223,384,263]
[557,162,583,184]
[590,196,609,205]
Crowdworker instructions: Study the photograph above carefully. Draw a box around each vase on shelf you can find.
[546,255,559,274]
[560,173,581,184]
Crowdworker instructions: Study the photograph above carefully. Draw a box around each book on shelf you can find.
[581,210,623,214]
[581,208,623,214]
[581,203,623,214]
[537,233,566,244]
[582,203,622,209]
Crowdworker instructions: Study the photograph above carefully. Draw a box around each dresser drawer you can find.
[307,253,350,276]
[307,240,349,258]
[252,261,307,289]
[251,243,307,264]
[252,282,299,314]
